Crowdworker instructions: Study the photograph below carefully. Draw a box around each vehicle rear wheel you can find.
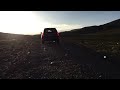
[42,41,44,44]
[56,40,60,44]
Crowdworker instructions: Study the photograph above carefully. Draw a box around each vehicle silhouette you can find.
[41,28,60,44]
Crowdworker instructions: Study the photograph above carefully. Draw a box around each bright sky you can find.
[0,11,120,35]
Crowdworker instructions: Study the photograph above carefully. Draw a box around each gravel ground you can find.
[0,36,119,79]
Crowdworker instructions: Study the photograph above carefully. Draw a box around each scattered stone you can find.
[104,56,107,59]
[27,52,30,54]
[50,62,53,64]
[99,75,102,78]
[43,48,46,51]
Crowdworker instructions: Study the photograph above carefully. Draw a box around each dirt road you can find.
[0,36,120,79]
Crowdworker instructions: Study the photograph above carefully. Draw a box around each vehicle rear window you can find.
[44,28,57,33]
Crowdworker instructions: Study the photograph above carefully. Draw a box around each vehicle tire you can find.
[56,40,60,44]
[42,41,44,44]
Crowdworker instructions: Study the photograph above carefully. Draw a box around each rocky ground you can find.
[0,35,120,79]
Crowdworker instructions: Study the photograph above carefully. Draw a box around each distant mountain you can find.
[0,32,31,40]
[60,19,120,35]
[100,19,120,29]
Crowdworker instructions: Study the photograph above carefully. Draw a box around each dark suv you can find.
[41,28,60,44]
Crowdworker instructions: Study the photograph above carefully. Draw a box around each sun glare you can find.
[0,11,45,35]
[0,11,82,35]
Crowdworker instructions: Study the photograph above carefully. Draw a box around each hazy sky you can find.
[0,11,120,35]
